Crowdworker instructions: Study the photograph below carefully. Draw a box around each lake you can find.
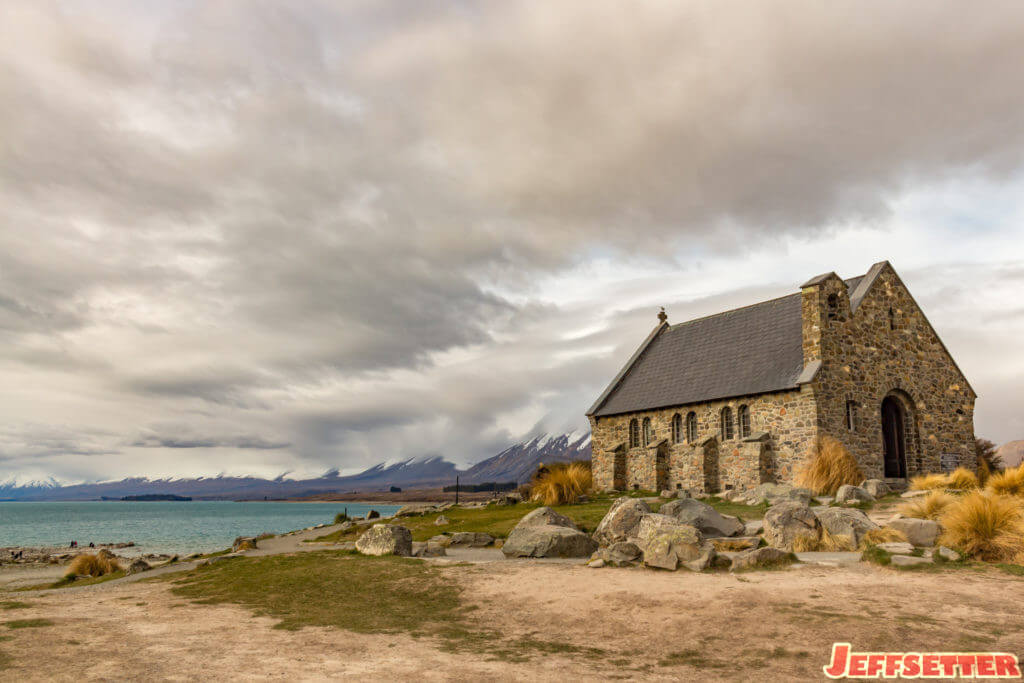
[0,501,401,555]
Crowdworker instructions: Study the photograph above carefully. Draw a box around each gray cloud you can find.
[1,2,1023,482]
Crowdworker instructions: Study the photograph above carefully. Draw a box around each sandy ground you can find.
[3,547,1023,682]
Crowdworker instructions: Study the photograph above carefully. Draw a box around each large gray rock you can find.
[888,518,940,547]
[815,507,879,549]
[126,558,151,575]
[835,484,874,505]
[515,506,579,530]
[232,537,257,552]
[659,498,745,537]
[355,524,413,557]
[411,542,447,557]
[593,498,651,546]
[763,502,821,551]
[877,542,914,555]
[744,520,764,536]
[730,547,796,572]
[502,524,598,558]
[637,514,715,571]
[745,483,814,506]
[861,479,890,498]
[448,532,495,547]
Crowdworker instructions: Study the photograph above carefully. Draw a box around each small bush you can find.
[909,473,950,491]
[795,436,864,495]
[858,527,908,550]
[898,490,957,520]
[334,513,349,524]
[65,553,121,578]
[939,492,1024,563]
[530,461,592,506]
[945,468,980,491]
[986,463,1024,498]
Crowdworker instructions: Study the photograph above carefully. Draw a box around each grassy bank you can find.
[310,493,767,544]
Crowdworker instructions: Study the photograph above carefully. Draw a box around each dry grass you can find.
[65,553,121,578]
[938,492,1024,563]
[530,462,592,506]
[794,436,864,495]
[910,473,951,491]
[898,491,957,521]
[790,527,853,552]
[858,527,908,550]
[986,464,1024,498]
[910,469,980,492]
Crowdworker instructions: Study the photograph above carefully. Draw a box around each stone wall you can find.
[590,387,818,493]
[802,266,976,477]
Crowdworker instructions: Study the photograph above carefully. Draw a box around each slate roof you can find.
[589,275,864,417]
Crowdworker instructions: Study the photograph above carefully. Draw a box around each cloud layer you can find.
[2,1,1023,482]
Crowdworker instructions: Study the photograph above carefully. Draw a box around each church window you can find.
[671,413,682,444]
[686,412,698,443]
[642,417,653,446]
[738,405,751,438]
[629,419,639,448]
[721,407,734,440]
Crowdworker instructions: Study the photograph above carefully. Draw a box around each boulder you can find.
[861,479,890,498]
[588,559,606,568]
[658,498,744,538]
[434,515,450,526]
[366,509,381,520]
[744,520,764,536]
[515,506,579,531]
[710,536,760,551]
[126,558,151,575]
[427,535,451,547]
[815,507,879,548]
[660,490,676,499]
[232,537,257,552]
[887,518,940,547]
[763,502,821,551]
[891,555,932,567]
[355,524,413,557]
[935,546,960,562]
[448,532,494,547]
[744,483,813,506]
[835,485,874,505]
[608,541,642,564]
[493,492,523,506]
[502,525,598,558]
[592,498,651,546]
[412,542,448,558]
[636,514,714,571]
[876,542,914,555]
[730,547,796,572]
[396,504,439,517]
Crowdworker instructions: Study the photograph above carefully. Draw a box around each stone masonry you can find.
[588,262,976,493]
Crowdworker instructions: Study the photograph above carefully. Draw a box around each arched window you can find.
[721,407,734,440]
[827,293,839,321]
[686,412,698,443]
[629,419,639,448]
[671,413,682,444]
[642,417,653,446]
[738,405,751,438]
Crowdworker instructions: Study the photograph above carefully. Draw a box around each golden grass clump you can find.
[794,436,864,495]
[909,473,950,491]
[858,527,908,550]
[65,553,122,578]
[898,490,957,521]
[938,492,1024,563]
[945,468,980,491]
[791,527,854,553]
[986,463,1024,498]
[530,461,592,506]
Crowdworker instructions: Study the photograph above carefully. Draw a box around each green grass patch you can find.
[861,545,892,566]
[168,550,462,632]
[4,619,53,629]
[702,496,768,520]
[995,563,1024,577]
[0,602,32,611]
[19,570,127,591]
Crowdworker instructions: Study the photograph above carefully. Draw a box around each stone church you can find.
[587,261,976,494]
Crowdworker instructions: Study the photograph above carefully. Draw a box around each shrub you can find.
[530,461,592,506]
[986,463,1024,498]
[909,473,950,491]
[939,492,1024,563]
[945,468,980,491]
[334,513,349,525]
[795,436,864,495]
[65,553,121,578]
[898,490,957,521]
[791,527,853,553]
[858,527,908,550]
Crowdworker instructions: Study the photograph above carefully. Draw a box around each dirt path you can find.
[2,554,1022,681]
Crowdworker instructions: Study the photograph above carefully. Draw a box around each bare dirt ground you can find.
[3,556,1023,682]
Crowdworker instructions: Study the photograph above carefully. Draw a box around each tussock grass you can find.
[791,527,853,552]
[986,463,1024,497]
[530,461,592,506]
[795,436,863,495]
[938,492,1024,563]
[898,491,957,521]
[910,469,980,492]
[65,553,121,578]
[858,527,908,550]
[910,473,951,491]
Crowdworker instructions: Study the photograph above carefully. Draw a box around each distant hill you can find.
[0,432,591,501]
[997,440,1024,469]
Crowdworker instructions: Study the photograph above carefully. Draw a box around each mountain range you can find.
[996,440,1024,469]
[0,432,591,501]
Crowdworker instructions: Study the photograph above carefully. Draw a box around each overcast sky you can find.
[2,1,1023,484]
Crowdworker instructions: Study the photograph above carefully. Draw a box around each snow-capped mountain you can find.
[0,433,592,501]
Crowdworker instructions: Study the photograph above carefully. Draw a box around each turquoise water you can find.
[0,501,401,555]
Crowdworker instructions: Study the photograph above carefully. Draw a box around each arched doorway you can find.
[881,396,908,478]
